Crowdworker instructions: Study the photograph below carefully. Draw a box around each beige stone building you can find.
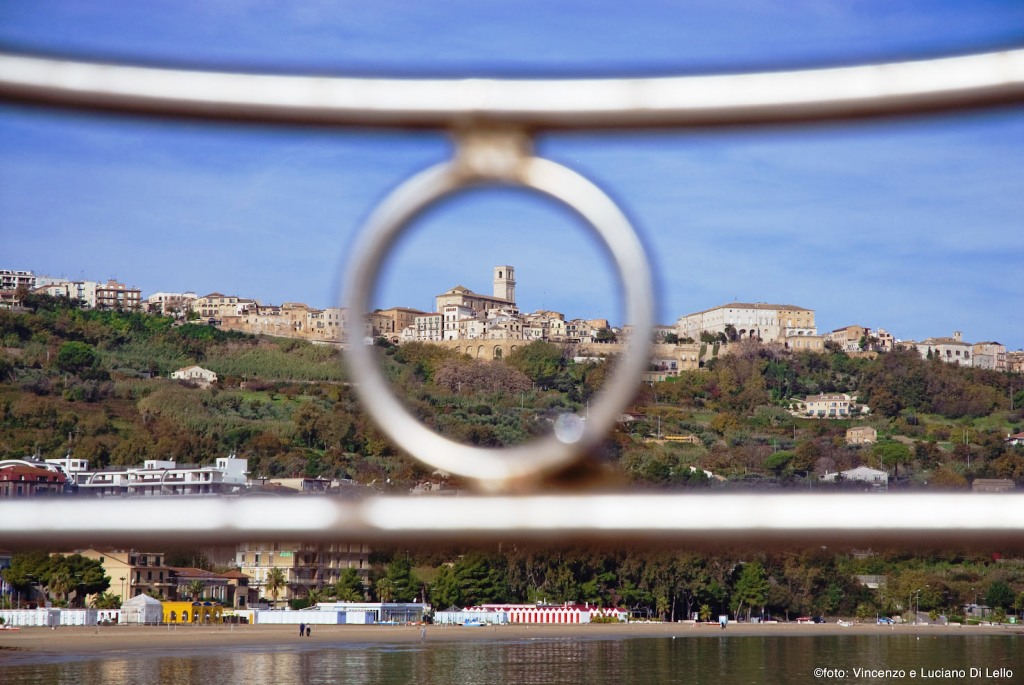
[79,549,175,601]
[236,541,370,605]
[675,302,816,343]
[194,293,257,321]
[845,426,878,445]
[370,307,427,342]
[523,310,567,341]
[218,302,344,343]
[435,265,516,314]
[1008,351,1024,373]
[786,334,826,352]
[826,325,871,352]
[972,341,1007,371]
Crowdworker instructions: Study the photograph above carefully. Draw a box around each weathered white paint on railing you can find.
[2,49,1023,130]
[0,494,1021,548]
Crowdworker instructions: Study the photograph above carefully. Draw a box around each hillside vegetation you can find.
[1,295,1022,489]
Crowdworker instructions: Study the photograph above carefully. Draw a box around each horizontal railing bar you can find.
[1,494,1020,549]
[1,49,1023,130]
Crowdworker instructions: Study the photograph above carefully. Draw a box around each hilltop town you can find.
[4,266,1021,375]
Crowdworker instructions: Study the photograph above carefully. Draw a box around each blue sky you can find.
[1,1,1022,349]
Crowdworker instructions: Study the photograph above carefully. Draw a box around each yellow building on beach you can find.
[162,601,224,624]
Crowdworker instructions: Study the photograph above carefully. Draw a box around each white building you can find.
[912,331,973,367]
[820,466,889,490]
[146,291,197,317]
[171,365,218,387]
[46,454,249,497]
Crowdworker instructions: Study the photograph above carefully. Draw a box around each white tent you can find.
[121,594,163,624]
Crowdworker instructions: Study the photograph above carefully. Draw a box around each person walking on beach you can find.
[299,622,305,637]
[306,626,311,637]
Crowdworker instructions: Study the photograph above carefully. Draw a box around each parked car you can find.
[877,617,895,625]
[796,616,814,623]
[812,616,826,624]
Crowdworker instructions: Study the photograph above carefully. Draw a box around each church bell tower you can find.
[493,265,516,304]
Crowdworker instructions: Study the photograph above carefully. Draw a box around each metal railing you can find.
[1,48,1023,547]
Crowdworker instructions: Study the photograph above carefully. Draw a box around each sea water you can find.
[2,635,1021,684]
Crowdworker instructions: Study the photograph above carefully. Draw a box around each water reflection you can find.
[4,635,1022,685]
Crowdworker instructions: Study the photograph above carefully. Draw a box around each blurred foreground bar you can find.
[1,493,1021,549]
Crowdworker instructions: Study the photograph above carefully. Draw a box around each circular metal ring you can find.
[342,148,655,488]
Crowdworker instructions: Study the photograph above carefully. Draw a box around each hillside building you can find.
[675,302,816,344]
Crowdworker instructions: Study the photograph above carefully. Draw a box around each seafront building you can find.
[236,541,371,606]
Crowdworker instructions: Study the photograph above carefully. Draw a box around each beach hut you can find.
[121,594,164,625]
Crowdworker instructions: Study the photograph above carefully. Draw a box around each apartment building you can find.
[236,542,370,605]
[95,279,142,310]
[45,454,249,497]
[0,269,35,291]
[413,313,443,342]
[79,549,175,601]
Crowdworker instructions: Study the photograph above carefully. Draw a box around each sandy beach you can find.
[1,621,1020,656]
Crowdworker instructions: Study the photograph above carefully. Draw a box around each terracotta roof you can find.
[0,463,66,483]
[684,302,812,317]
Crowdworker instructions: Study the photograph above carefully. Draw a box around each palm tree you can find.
[375,577,395,603]
[307,588,326,607]
[48,568,75,606]
[266,568,287,608]
[186,580,205,601]
[90,592,121,610]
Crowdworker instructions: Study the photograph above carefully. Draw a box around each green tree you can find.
[56,341,99,374]
[506,341,565,387]
[265,568,287,607]
[731,561,769,621]
[430,564,463,609]
[333,567,366,602]
[375,576,396,602]
[306,588,326,606]
[985,581,1014,610]
[186,580,205,601]
[48,566,75,605]
[873,440,913,478]
[454,552,508,605]
[764,450,795,476]
[91,592,122,609]
[382,555,418,602]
